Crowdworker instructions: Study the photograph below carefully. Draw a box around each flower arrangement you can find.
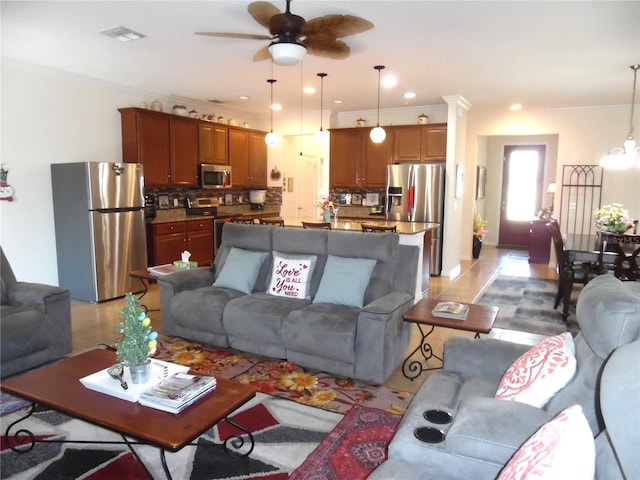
[594,203,634,233]
[315,193,334,212]
[473,213,488,240]
[116,293,158,367]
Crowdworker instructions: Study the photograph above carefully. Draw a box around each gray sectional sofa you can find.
[158,223,419,384]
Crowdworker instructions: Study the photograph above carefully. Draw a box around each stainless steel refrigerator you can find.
[386,163,445,275]
[51,162,147,302]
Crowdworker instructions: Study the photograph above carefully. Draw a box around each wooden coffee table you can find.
[1,348,256,480]
[402,298,499,380]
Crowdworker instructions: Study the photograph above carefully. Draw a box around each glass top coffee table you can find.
[1,348,256,480]
[402,298,499,381]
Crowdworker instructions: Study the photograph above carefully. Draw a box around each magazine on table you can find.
[139,372,217,413]
[431,301,469,320]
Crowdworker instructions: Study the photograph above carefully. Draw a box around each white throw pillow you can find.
[497,405,595,480]
[495,332,576,408]
[267,252,317,299]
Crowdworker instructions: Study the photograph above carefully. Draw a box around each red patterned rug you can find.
[290,404,400,480]
[152,335,413,415]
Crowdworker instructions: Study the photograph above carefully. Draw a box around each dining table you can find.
[565,231,640,279]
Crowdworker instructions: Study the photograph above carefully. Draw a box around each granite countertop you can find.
[280,217,438,234]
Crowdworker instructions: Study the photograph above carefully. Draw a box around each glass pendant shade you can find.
[600,65,640,169]
[315,129,329,145]
[268,42,306,66]
[370,126,386,143]
[265,131,279,146]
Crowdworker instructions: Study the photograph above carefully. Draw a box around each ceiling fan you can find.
[195,0,374,65]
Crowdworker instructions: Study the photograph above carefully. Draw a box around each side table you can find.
[402,298,499,381]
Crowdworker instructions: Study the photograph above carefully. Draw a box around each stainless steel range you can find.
[185,196,237,254]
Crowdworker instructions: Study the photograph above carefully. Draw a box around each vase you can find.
[323,211,331,223]
[472,237,482,259]
[129,360,151,384]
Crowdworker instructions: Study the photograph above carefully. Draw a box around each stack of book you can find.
[139,372,217,413]
[431,301,469,320]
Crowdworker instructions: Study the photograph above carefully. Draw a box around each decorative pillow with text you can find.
[267,252,317,299]
[495,332,576,408]
[497,405,595,480]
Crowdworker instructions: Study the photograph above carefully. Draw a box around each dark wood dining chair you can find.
[546,220,603,321]
[301,221,331,230]
[361,224,397,233]
[230,217,256,225]
[598,232,640,281]
[259,217,285,227]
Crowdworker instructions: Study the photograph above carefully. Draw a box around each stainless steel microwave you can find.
[199,164,232,189]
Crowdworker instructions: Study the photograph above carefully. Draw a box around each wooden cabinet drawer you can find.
[186,219,213,233]
[154,222,186,236]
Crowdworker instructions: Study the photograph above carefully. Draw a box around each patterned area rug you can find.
[151,335,413,415]
[1,393,342,480]
[290,405,400,480]
[476,275,580,336]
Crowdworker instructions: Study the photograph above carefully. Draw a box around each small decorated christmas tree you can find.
[116,293,158,367]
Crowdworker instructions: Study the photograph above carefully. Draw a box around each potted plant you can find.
[593,203,635,233]
[473,213,488,259]
[115,293,158,384]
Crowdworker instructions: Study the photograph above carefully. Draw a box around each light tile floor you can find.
[69,245,558,393]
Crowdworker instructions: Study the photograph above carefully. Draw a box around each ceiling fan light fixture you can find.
[370,65,386,144]
[268,42,306,66]
[600,64,640,169]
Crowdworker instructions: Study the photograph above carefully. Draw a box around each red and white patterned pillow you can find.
[497,405,595,480]
[495,332,576,408]
[267,253,316,299]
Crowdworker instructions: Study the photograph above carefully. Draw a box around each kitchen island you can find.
[279,217,438,300]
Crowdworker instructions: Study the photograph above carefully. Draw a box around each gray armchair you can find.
[1,247,72,378]
[369,274,640,479]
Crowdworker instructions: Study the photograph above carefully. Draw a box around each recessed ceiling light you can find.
[100,26,145,42]
[404,92,416,99]
[271,103,282,111]
[509,103,522,111]
[303,86,316,94]
[333,100,343,104]
[238,95,250,100]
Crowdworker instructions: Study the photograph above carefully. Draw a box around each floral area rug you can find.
[290,404,400,480]
[151,335,413,415]
[1,393,342,480]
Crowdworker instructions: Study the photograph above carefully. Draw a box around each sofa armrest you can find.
[156,267,215,296]
[361,291,415,318]
[446,397,552,465]
[443,336,530,381]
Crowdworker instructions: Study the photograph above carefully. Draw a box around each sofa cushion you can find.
[495,333,576,408]
[170,286,244,334]
[497,405,595,480]
[213,247,269,294]
[313,255,376,308]
[267,252,317,299]
[0,306,52,362]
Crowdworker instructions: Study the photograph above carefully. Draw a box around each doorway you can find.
[498,145,546,248]
[295,155,317,219]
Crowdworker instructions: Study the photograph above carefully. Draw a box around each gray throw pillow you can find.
[213,247,269,294]
[313,254,376,308]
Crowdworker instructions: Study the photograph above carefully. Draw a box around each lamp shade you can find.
[370,126,386,143]
[315,129,329,145]
[265,131,279,146]
[268,42,306,66]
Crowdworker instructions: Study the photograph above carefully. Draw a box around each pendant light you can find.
[265,78,279,146]
[370,65,386,143]
[315,73,329,145]
[600,64,640,169]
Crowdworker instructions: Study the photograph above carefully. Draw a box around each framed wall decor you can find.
[476,166,486,200]
[157,194,170,209]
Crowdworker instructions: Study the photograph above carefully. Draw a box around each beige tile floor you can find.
[69,245,558,394]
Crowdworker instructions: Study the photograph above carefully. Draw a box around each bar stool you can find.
[302,221,331,230]
[259,217,285,227]
[230,217,256,224]
[361,224,397,233]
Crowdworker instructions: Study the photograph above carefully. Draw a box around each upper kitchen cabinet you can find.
[199,123,228,165]
[329,127,392,188]
[119,108,198,187]
[228,127,267,187]
[392,124,448,162]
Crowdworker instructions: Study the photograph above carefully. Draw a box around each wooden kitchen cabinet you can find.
[199,123,228,165]
[147,219,213,266]
[392,124,447,163]
[228,127,267,187]
[170,117,199,187]
[329,127,392,188]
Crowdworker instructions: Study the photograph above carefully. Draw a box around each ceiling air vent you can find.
[100,26,145,42]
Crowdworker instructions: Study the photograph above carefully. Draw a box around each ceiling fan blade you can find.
[195,32,272,40]
[248,1,281,29]
[302,15,374,39]
[252,45,272,62]
[304,37,350,60]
